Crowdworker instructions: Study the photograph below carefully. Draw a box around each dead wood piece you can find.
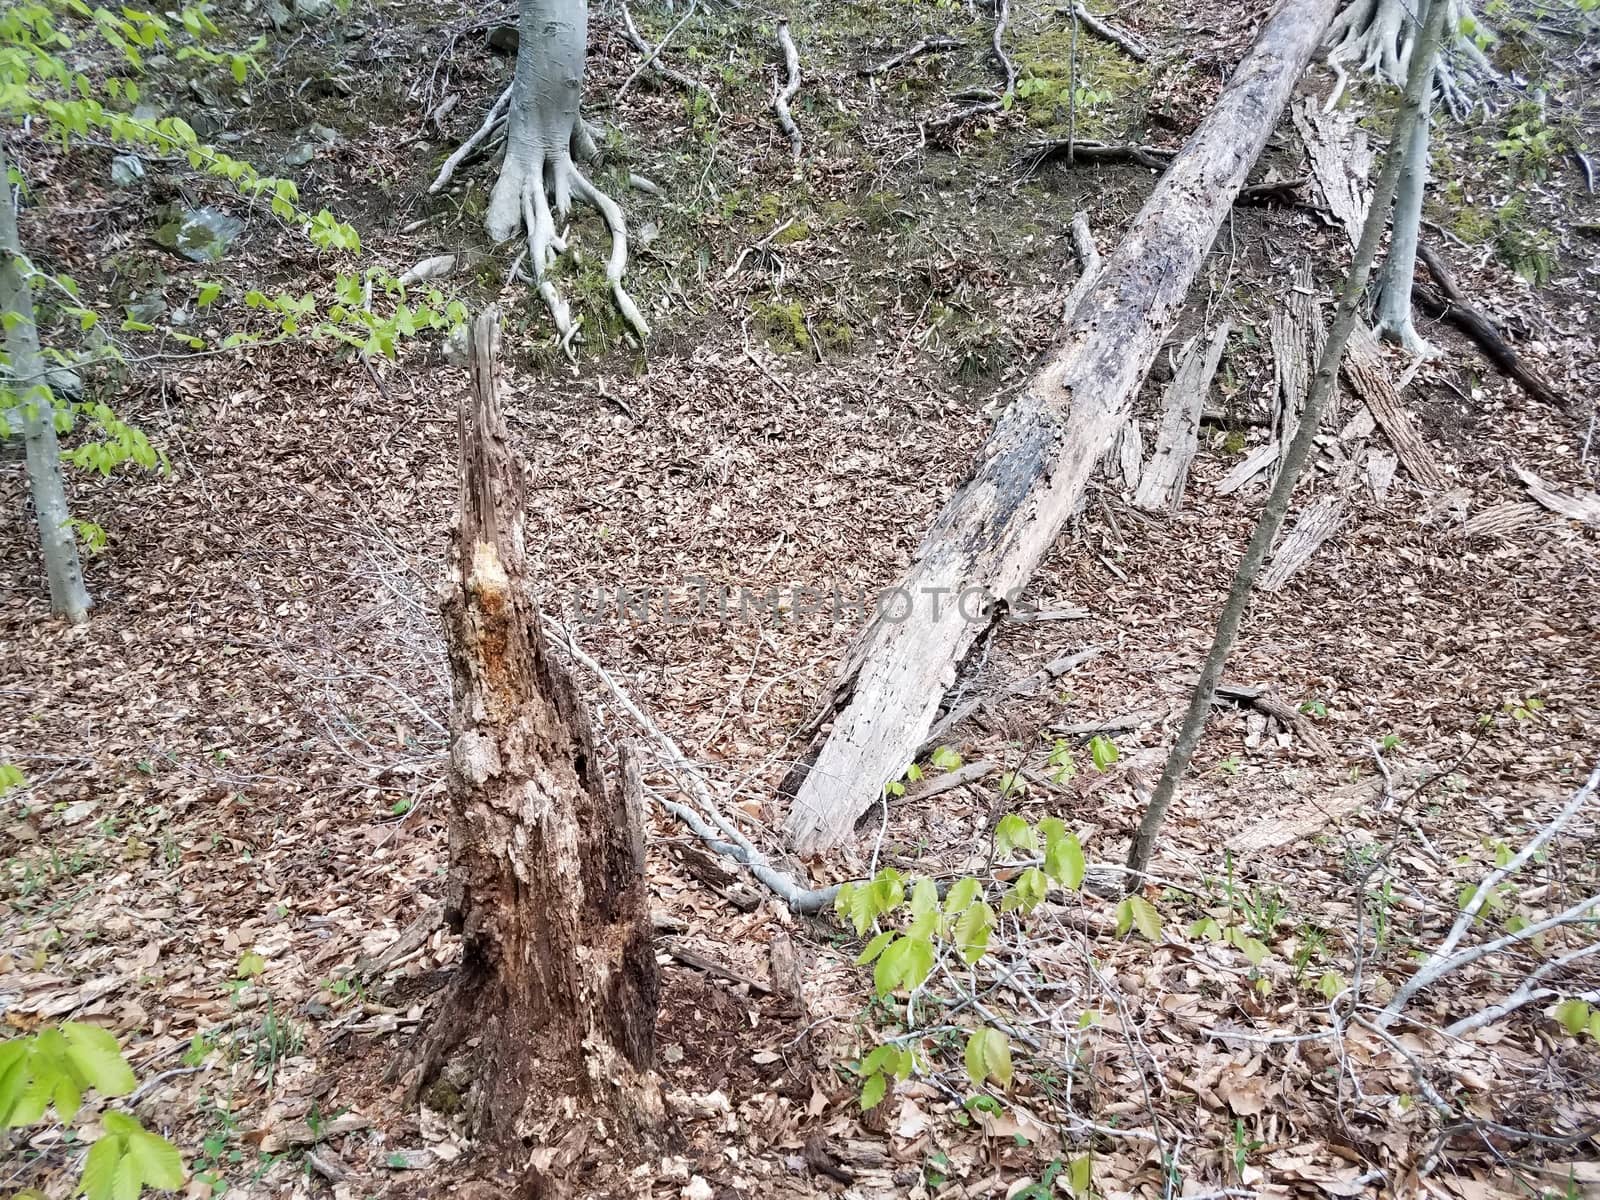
[1237,177,1309,206]
[1028,138,1173,171]
[1458,500,1550,540]
[1114,416,1145,493]
[1062,210,1102,325]
[1260,494,1345,592]
[1050,709,1156,738]
[675,843,762,912]
[1342,321,1445,490]
[918,646,1102,754]
[768,929,808,1026]
[1515,466,1600,527]
[663,940,771,995]
[902,759,997,804]
[1366,449,1397,503]
[1291,98,1371,249]
[1216,682,1337,762]
[1065,3,1149,60]
[619,0,720,114]
[1226,778,1376,853]
[1415,242,1565,409]
[1215,441,1280,494]
[357,903,444,982]
[1134,322,1230,512]
[861,35,962,77]
[1270,263,1322,459]
[252,1114,370,1154]
[780,0,1337,853]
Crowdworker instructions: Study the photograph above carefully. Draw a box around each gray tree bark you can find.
[1373,27,1438,357]
[487,0,647,346]
[1,146,89,624]
[1125,0,1449,887]
[780,0,1337,855]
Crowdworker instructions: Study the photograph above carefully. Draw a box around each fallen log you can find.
[780,0,1336,854]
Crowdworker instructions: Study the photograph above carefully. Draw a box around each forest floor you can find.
[3,0,1600,1197]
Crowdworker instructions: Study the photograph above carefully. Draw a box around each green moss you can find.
[773,221,810,246]
[753,298,809,352]
[1223,431,1248,455]
[423,1080,464,1116]
[1009,27,1143,135]
[816,319,855,351]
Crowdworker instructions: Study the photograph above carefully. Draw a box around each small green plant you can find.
[0,1023,185,1198]
[1230,1118,1264,1177]
[1553,998,1600,1041]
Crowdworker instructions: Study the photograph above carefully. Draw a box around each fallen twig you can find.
[618,0,720,114]
[427,83,511,195]
[1063,3,1149,60]
[861,35,963,77]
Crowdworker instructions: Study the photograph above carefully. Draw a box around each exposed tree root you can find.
[771,19,803,162]
[925,0,1015,140]
[427,83,511,195]
[860,35,963,78]
[1326,0,1497,117]
[1023,138,1173,172]
[618,0,721,115]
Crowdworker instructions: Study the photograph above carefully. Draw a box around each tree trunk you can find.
[1,146,90,624]
[780,0,1336,855]
[412,310,660,1181]
[1124,0,1450,887]
[1373,5,1438,357]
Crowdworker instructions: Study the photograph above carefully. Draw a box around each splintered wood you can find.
[1292,98,1371,249]
[1343,322,1446,490]
[1134,322,1230,512]
[1270,265,1324,461]
[1262,494,1346,591]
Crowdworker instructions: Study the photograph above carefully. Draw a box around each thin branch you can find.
[427,84,512,195]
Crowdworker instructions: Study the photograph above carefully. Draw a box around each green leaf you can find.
[994,814,1035,857]
[909,876,938,919]
[1187,917,1222,942]
[1069,1153,1093,1198]
[930,745,962,771]
[1044,832,1085,890]
[1317,971,1345,1001]
[861,1044,900,1076]
[964,1026,1013,1088]
[856,930,895,966]
[1002,867,1047,913]
[860,1071,887,1111]
[126,1126,185,1189]
[944,876,980,917]
[196,281,221,306]
[80,1134,124,1200]
[1555,998,1592,1037]
[236,951,265,979]
[1088,735,1119,772]
[1119,895,1162,941]
[62,1024,135,1097]
[954,901,995,965]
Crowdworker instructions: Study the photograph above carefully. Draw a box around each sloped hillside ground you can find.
[3,0,1599,1196]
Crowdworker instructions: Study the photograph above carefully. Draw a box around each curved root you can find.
[495,138,649,354]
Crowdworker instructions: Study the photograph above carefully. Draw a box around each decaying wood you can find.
[1515,465,1600,527]
[410,310,661,1162]
[675,842,762,912]
[1269,263,1324,463]
[1134,322,1230,512]
[1458,500,1550,540]
[357,903,445,982]
[1062,210,1102,324]
[1114,417,1145,493]
[663,940,771,995]
[919,646,1102,755]
[1292,98,1371,248]
[1260,494,1346,592]
[902,759,997,804]
[1415,242,1566,409]
[780,0,1335,853]
[1226,778,1377,853]
[1215,682,1339,762]
[1215,441,1280,495]
[1366,448,1397,503]
[1342,321,1445,490]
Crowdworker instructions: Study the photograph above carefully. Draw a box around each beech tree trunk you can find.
[1,146,90,624]
[1373,0,1438,356]
[781,0,1335,855]
[412,310,659,1178]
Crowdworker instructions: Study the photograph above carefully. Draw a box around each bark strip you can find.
[780,0,1337,854]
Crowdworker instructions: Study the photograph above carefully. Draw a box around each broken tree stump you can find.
[781,0,1337,854]
[410,310,661,1172]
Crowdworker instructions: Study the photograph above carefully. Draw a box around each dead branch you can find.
[1514,465,1600,527]
[772,19,803,162]
[618,0,720,115]
[1061,210,1101,325]
[1446,941,1600,1036]
[427,83,512,195]
[861,35,963,77]
[1027,138,1173,171]
[1063,3,1149,60]
[1414,241,1565,408]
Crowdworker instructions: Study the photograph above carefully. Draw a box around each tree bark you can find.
[1,146,90,624]
[780,0,1336,855]
[1373,20,1438,357]
[411,310,660,1178]
[1124,0,1450,888]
